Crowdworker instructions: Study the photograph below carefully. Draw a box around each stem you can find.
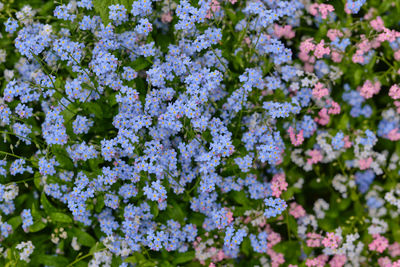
[285,209,291,241]
[67,248,107,266]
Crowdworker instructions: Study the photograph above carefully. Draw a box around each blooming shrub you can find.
[1,0,400,266]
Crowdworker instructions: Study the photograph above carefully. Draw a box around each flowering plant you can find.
[1,0,400,266]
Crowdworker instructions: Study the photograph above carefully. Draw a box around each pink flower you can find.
[327,29,343,41]
[314,40,331,59]
[161,12,173,23]
[359,80,381,99]
[309,4,334,19]
[267,249,285,267]
[389,242,400,257]
[395,50,400,61]
[359,157,373,170]
[370,16,385,31]
[394,101,400,114]
[288,126,304,146]
[327,100,341,114]
[369,234,389,253]
[389,84,400,99]
[228,0,237,4]
[205,0,220,19]
[331,51,343,63]
[344,136,352,148]
[289,202,306,219]
[300,38,316,54]
[315,108,330,125]
[329,254,347,267]
[306,149,323,165]
[306,255,329,267]
[387,128,400,141]
[312,82,329,99]
[267,231,281,247]
[322,232,340,249]
[378,257,392,267]
[306,232,322,247]
[274,24,295,39]
[271,173,288,198]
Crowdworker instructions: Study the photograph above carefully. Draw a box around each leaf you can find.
[172,251,194,265]
[124,252,146,263]
[8,216,22,229]
[230,191,249,205]
[92,0,113,25]
[72,228,96,247]
[89,242,105,254]
[337,113,349,130]
[241,238,251,257]
[41,193,57,214]
[52,145,74,170]
[166,201,185,223]
[29,221,47,232]
[49,212,73,223]
[95,194,105,213]
[36,255,69,267]
[130,57,152,71]
[85,103,104,119]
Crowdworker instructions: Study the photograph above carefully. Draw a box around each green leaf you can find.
[52,145,74,170]
[37,255,69,267]
[34,172,42,190]
[92,0,113,25]
[49,212,73,223]
[8,216,22,229]
[95,194,105,213]
[89,242,105,254]
[230,191,249,205]
[85,103,104,119]
[41,193,57,214]
[172,251,194,265]
[124,252,146,263]
[29,221,47,232]
[337,113,349,130]
[166,201,185,223]
[72,228,96,247]
[130,57,152,71]
[241,238,251,257]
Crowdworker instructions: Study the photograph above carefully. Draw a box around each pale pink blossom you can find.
[389,242,400,257]
[370,16,385,31]
[369,234,389,253]
[271,173,288,197]
[306,232,322,247]
[327,100,341,114]
[329,254,347,267]
[327,29,343,41]
[359,157,373,170]
[288,126,304,146]
[315,108,330,125]
[312,82,329,99]
[394,50,400,61]
[306,149,323,165]
[322,232,341,249]
[387,128,400,141]
[314,40,331,59]
[389,84,400,99]
[289,202,306,219]
[359,80,381,99]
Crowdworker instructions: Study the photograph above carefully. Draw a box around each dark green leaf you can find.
[49,212,73,223]
[172,251,194,265]
[29,221,47,232]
